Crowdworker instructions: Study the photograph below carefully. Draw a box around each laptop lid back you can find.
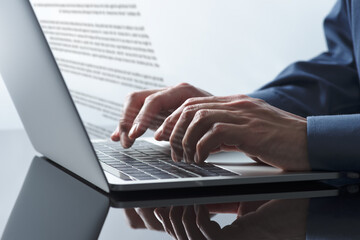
[0,0,109,192]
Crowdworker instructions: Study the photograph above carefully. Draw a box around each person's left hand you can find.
[154,94,310,171]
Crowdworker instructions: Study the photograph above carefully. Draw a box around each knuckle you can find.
[254,97,266,104]
[169,133,177,146]
[182,138,190,150]
[231,99,255,108]
[238,94,249,99]
[194,109,209,121]
[126,92,140,102]
[183,105,194,113]
[183,98,195,107]
[144,94,158,104]
[212,122,225,134]
[183,96,201,107]
[119,120,131,131]
[176,82,192,88]
[196,141,204,152]
[182,106,196,118]
[228,94,248,101]
[162,116,171,126]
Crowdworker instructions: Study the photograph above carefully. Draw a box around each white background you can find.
[0,0,336,130]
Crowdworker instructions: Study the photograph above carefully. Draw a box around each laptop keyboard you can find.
[93,140,238,181]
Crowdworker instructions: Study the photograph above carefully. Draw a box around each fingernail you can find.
[111,129,118,136]
[128,123,138,138]
[154,125,163,140]
[171,150,177,162]
[194,153,199,163]
[121,132,131,148]
[111,128,119,140]
[183,152,188,163]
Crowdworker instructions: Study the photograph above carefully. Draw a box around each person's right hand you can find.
[111,83,212,148]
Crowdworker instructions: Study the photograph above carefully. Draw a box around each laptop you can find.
[0,0,339,193]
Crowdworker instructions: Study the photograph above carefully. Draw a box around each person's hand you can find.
[153,199,308,240]
[154,94,310,171]
[111,83,211,148]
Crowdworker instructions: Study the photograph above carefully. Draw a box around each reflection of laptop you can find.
[3,156,339,239]
[0,0,339,193]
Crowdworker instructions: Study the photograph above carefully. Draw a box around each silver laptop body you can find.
[0,0,339,193]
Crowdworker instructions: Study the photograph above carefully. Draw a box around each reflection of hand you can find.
[153,199,309,240]
[124,208,164,231]
[111,83,211,148]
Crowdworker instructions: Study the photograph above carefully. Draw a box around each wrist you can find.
[293,118,310,171]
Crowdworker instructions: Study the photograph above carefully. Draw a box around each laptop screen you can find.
[30,0,269,140]
[31,0,166,139]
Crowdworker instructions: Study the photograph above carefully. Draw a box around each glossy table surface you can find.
[1,129,360,240]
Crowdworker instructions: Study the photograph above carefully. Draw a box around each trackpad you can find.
[206,151,256,165]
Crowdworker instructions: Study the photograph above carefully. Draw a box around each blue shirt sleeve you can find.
[248,0,360,171]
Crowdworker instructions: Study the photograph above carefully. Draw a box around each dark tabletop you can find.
[1,129,360,240]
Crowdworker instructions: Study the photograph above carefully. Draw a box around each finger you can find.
[111,126,120,141]
[112,89,160,148]
[210,144,239,154]
[205,203,240,214]
[169,108,196,162]
[169,103,242,162]
[148,110,172,131]
[155,96,228,141]
[128,83,203,140]
[154,208,177,238]
[183,110,248,163]
[182,206,207,240]
[169,206,188,240]
[124,208,146,229]
[155,94,248,141]
[135,208,164,231]
[195,205,222,240]
[195,123,244,164]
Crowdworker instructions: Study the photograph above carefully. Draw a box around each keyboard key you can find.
[133,175,157,180]
[172,162,219,177]
[95,140,238,180]
[111,164,132,170]
[160,165,198,178]
[134,165,153,170]
[151,173,177,179]
[113,154,137,163]
[100,160,121,165]
[146,168,169,175]
[194,164,238,176]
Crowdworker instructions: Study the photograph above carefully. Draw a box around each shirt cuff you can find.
[307,114,360,171]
